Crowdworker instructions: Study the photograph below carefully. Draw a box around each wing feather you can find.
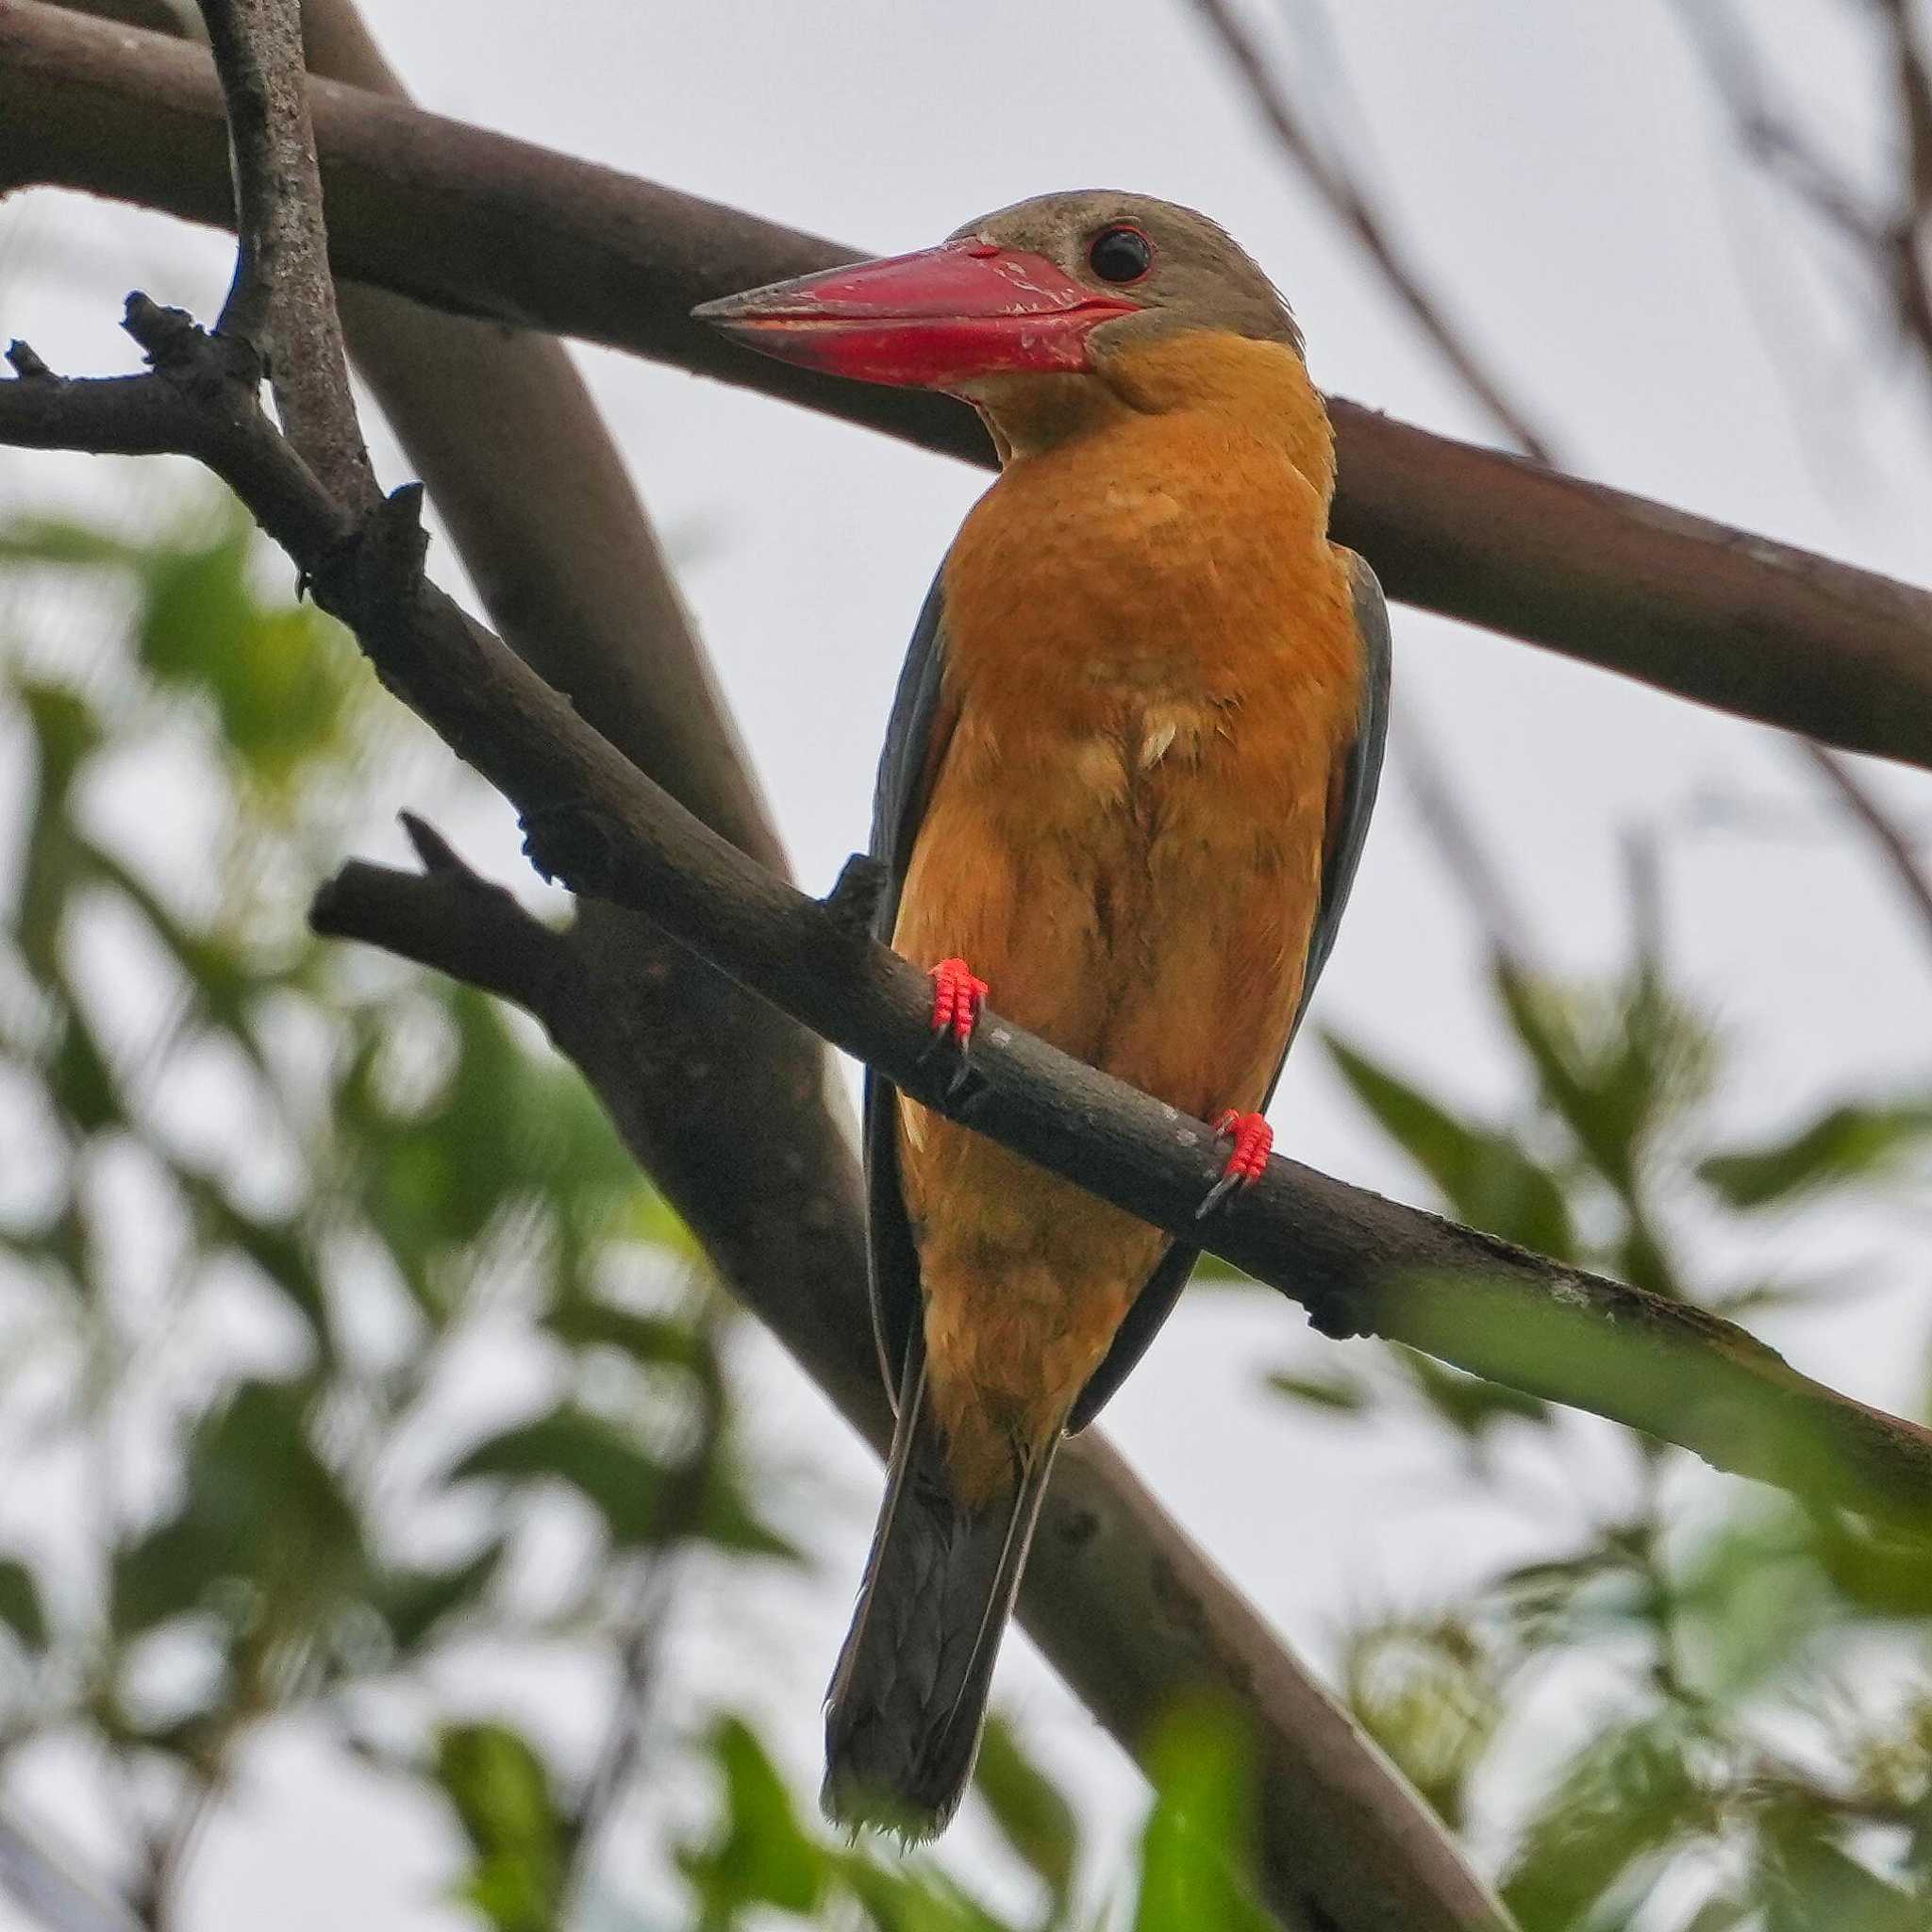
[863,571,954,1398]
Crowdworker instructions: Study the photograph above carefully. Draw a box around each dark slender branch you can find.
[1796,741,1932,958]
[1184,0,1558,464]
[7,7,1932,772]
[197,0,374,506]
[1877,0,1932,356]
[1677,0,1932,370]
[3,296,342,555]
[309,816,580,1011]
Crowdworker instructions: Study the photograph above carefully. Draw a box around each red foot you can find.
[927,958,988,1048]
[1196,1110,1273,1219]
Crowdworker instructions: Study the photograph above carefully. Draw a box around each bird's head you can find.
[694,192,1303,458]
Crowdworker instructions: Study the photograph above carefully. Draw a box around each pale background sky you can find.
[2,1,1929,1924]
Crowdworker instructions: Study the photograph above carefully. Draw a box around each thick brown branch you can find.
[308,815,580,1010]
[6,3,1932,769]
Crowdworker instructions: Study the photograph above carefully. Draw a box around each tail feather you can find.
[823,1342,1056,1837]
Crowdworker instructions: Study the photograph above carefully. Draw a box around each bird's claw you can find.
[1195,1109,1273,1219]
[919,958,988,1096]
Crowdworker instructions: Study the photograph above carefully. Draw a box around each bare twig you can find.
[1678,0,1932,372]
[7,7,1932,771]
[309,813,581,1009]
[1796,740,1932,958]
[564,1560,677,1908]
[197,0,374,506]
[1391,709,1537,967]
[1185,0,1558,463]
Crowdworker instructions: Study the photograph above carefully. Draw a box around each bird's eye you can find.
[1088,225,1154,284]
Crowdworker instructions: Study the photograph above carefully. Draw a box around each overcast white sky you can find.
[3,1,1931,1925]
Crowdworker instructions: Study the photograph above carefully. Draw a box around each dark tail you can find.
[823,1341,1057,1838]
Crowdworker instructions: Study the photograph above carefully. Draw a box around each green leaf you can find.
[1189,1251,1260,1288]
[1671,1507,1835,1701]
[677,1716,824,1927]
[370,1540,505,1653]
[1341,1617,1504,1831]
[694,1456,804,1564]
[1492,963,1715,1201]
[836,1857,1010,1931]
[0,516,145,566]
[1262,1363,1374,1413]
[1756,1819,1924,1932]
[435,1722,564,1932]
[1323,1034,1577,1257]
[1133,1701,1272,1932]
[544,1299,710,1374]
[1805,1514,1932,1619]
[177,1171,331,1351]
[1502,1718,1713,1928]
[346,986,641,1299]
[18,680,104,810]
[81,841,266,1063]
[973,1713,1078,1907]
[50,1007,120,1137]
[1400,1350,1549,1439]
[15,682,105,979]
[0,1557,47,1650]
[133,511,357,789]
[112,1379,364,1635]
[453,1406,671,1547]
[1699,1101,1932,1210]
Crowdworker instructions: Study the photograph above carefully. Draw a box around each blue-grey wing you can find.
[1066,550,1391,1431]
[1291,549,1391,1037]
[862,569,953,1397]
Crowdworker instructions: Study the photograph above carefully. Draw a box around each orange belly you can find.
[894,399,1362,1505]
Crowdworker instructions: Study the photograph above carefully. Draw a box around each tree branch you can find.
[1184,0,1558,464]
[1796,741,1932,958]
[11,8,1932,1925]
[198,0,373,506]
[5,3,1932,770]
[308,811,581,1009]
[4,3,1513,1924]
[11,314,1928,1555]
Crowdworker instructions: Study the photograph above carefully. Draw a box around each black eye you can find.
[1088,225,1153,284]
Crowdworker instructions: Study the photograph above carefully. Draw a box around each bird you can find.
[694,191,1389,1838]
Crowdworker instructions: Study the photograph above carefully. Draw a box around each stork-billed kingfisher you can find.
[696,192,1389,1837]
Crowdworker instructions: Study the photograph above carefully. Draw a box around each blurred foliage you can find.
[1252,874,1932,1927]
[0,496,1286,1931]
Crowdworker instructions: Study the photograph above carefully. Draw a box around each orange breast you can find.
[894,363,1363,1503]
